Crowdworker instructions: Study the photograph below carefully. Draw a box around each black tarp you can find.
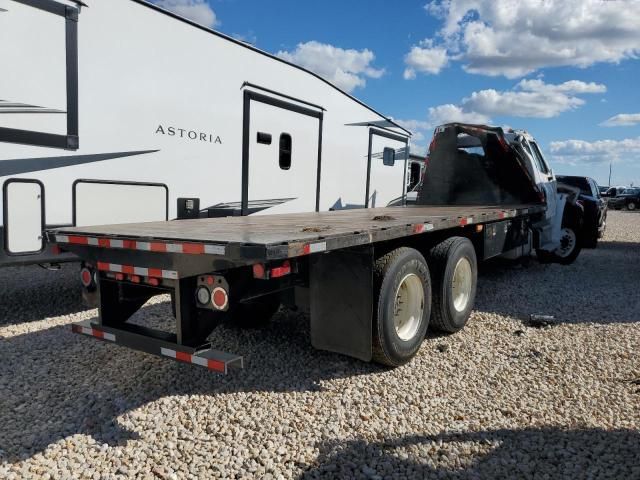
[417,123,541,206]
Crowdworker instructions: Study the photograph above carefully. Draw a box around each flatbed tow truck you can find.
[48,124,581,372]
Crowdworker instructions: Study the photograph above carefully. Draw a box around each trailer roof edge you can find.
[131,0,411,137]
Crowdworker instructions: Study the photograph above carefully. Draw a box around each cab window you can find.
[529,142,550,174]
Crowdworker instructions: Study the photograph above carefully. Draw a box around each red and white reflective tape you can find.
[302,241,327,255]
[96,261,178,280]
[55,235,225,256]
[413,223,434,234]
[72,324,116,342]
[459,217,474,226]
[498,210,517,219]
[160,347,226,373]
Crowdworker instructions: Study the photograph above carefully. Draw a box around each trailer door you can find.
[367,129,409,208]
[243,92,323,216]
[3,179,44,254]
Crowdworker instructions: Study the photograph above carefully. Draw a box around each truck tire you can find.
[372,247,431,367]
[537,224,582,265]
[428,237,477,333]
[627,201,637,211]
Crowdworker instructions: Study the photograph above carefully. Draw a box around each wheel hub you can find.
[451,257,472,312]
[393,273,424,341]
[555,227,576,258]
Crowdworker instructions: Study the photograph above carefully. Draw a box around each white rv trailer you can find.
[0,0,411,267]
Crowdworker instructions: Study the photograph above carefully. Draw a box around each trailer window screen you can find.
[279,133,292,170]
[0,0,79,150]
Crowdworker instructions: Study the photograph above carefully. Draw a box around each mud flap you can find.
[309,247,373,362]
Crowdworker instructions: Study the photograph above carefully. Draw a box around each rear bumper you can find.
[71,319,243,374]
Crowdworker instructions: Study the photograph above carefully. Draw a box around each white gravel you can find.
[0,211,638,479]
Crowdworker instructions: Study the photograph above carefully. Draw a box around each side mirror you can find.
[383,147,396,166]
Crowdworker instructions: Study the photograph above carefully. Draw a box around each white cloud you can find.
[550,137,640,165]
[395,119,432,136]
[153,0,218,28]
[462,79,606,118]
[394,119,432,153]
[407,0,640,78]
[404,41,449,79]
[396,78,603,151]
[427,104,490,125]
[232,31,257,45]
[600,113,640,127]
[276,41,384,93]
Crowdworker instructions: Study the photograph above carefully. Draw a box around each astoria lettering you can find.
[155,125,222,144]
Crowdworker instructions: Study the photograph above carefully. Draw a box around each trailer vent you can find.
[257,132,272,145]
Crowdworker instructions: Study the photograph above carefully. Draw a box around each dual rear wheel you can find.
[372,238,477,366]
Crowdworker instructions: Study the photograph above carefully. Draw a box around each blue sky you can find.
[154,0,640,186]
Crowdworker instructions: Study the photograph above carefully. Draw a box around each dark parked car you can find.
[607,187,640,211]
[557,175,607,247]
[601,186,626,198]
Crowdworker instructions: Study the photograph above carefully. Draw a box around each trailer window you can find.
[279,133,292,170]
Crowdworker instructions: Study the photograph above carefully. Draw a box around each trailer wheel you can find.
[428,237,477,333]
[372,247,431,367]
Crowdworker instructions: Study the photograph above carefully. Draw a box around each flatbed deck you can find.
[49,203,547,370]
[51,204,544,262]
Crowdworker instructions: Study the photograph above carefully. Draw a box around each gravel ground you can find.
[0,211,638,479]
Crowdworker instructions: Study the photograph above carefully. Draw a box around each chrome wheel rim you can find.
[555,227,577,258]
[393,273,424,341]
[452,257,472,312]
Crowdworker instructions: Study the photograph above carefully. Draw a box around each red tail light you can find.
[211,287,229,310]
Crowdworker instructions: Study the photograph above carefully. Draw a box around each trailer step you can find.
[71,320,243,374]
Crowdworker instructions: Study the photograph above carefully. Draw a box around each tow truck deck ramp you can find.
[50,204,544,372]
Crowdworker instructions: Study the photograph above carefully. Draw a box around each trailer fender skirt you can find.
[70,320,243,374]
[309,246,374,362]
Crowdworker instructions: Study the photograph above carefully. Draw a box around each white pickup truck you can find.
[504,129,583,264]
[416,124,584,264]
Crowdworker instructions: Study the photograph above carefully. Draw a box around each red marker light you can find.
[253,263,266,279]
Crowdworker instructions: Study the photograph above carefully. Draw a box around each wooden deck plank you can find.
[52,204,543,247]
